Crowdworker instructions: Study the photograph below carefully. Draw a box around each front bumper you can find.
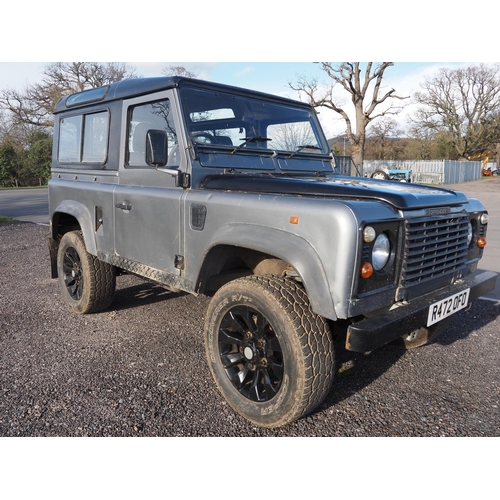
[346,270,497,352]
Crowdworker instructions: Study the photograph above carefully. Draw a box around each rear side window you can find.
[58,110,109,164]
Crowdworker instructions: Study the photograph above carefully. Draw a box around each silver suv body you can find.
[47,77,497,427]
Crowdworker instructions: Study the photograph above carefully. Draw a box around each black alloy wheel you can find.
[204,275,335,427]
[218,305,284,402]
[62,246,85,301]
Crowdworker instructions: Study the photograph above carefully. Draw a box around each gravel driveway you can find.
[1,222,499,437]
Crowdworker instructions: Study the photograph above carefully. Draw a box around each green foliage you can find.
[26,131,52,185]
[0,131,52,187]
[0,140,21,187]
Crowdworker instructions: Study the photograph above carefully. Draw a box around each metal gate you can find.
[335,156,360,176]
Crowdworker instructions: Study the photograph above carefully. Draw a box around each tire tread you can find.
[205,274,335,427]
[58,231,115,314]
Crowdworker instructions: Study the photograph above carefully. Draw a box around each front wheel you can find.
[204,275,335,427]
[57,230,116,314]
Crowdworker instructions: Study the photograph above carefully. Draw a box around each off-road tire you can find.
[57,230,116,314]
[204,275,335,427]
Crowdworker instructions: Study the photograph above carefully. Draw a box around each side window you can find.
[127,99,179,167]
[58,111,109,164]
[82,112,109,162]
[59,115,82,162]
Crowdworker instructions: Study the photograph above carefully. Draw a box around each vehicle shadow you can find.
[318,299,500,412]
[110,279,188,312]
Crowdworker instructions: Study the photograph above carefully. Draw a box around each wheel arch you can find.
[50,200,97,255]
[48,201,97,279]
[197,224,337,320]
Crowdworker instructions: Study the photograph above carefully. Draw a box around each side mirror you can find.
[146,130,168,167]
[145,129,190,188]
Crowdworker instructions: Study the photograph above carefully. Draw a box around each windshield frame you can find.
[178,82,332,171]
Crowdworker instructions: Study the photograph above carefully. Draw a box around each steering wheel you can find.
[192,132,216,144]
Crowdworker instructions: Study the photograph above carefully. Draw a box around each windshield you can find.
[179,84,330,158]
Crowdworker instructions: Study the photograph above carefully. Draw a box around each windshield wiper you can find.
[231,136,271,154]
[287,145,322,158]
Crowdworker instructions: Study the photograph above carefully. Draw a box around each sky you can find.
[0,3,497,138]
[0,61,482,138]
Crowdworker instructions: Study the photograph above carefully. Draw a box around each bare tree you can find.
[290,62,408,174]
[0,62,137,129]
[162,65,196,78]
[405,124,439,160]
[0,110,8,140]
[366,117,401,160]
[413,64,500,160]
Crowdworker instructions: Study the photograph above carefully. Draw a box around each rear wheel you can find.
[57,230,115,314]
[204,275,335,427]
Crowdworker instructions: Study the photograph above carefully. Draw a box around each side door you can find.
[114,90,186,275]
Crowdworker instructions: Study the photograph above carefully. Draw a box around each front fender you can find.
[205,223,337,321]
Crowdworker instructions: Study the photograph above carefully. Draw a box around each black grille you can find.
[402,214,470,285]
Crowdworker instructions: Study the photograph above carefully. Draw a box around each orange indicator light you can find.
[360,262,373,279]
[477,236,487,248]
[290,216,299,225]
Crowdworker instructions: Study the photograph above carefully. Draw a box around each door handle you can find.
[115,202,132,211]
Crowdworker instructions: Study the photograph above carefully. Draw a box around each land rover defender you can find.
[47,77,497,427]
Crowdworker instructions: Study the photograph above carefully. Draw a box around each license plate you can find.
[427,289,470,326]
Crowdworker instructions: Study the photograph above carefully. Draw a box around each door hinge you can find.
[174,255,185,270]
[177,172,191,189]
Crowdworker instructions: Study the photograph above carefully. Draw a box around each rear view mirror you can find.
[146,130,168,167]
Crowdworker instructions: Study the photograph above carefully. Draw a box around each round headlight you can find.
[467,221,473,247]
[363,226,376,243]
[372,233,391,271]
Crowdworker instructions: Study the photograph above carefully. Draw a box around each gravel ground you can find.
[1,221,499,437]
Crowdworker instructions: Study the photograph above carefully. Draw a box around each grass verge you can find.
[0,215,16,223]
